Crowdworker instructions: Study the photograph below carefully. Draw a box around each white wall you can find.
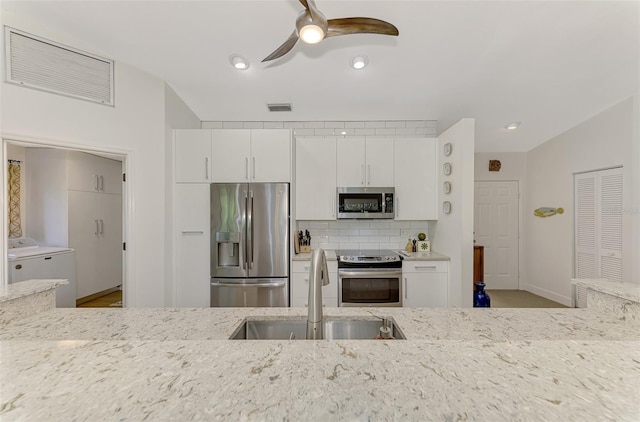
[164,83,201,306]
[525,96,638,306]
[0,13,167,307]
[433,118,475,307]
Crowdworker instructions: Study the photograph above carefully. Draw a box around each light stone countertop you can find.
[572,278,640,303]
[396,250,450,261]
[1,305,639,421]
[292,249,337,261]
[0,279,67,304]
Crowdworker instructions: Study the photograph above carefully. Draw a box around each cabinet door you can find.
[211,129,251,182]
[403,272,448,307]
[336,137,365,186]
[95,193,123,293]
[67,151,122,194]
[394,138,437,220]
[68,190,101,299]
[295,137,337,220]
[365,137,394,186]
[96,156,123,195]
[175,184,211,307]
[175,130,212,183]
[250,129,291,182]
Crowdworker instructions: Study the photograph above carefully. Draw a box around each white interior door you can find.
[474,181,519,289]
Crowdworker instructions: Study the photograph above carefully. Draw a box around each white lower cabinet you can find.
[290,261,338,307]
[402,261,449,307]
[175,184,210,307]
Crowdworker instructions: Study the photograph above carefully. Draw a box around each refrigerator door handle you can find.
[242,191,248,270]
[211,280,286,288]
[247,192,254,269]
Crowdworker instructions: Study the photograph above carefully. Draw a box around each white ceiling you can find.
[2,1,638,152]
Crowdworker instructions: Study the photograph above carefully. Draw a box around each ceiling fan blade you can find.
[326,17,399,38]
[298,0,309,9]
[305,0,324,26]
[262,30,299,62]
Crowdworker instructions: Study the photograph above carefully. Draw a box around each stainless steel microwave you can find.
[336,187,395,219]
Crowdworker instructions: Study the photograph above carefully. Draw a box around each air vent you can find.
[5,27,114,106]
[267,103,292,112]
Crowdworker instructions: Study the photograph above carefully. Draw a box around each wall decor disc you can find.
[443,181,451,194]
[443,142,452,156]
[443,201,452,214]
[443,162,452,175]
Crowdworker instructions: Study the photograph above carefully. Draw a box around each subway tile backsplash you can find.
[201,120,437,137]
[296,220,429,251]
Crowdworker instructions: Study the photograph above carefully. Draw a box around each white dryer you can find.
[8,238,77,308]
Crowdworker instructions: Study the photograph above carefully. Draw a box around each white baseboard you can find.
[520,284,573,307]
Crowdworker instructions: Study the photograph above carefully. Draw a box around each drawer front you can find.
[402,261,448,273]
[291,273,338,299]
[292,260,338,274]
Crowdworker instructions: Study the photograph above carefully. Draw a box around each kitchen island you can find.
[1,283,639,421]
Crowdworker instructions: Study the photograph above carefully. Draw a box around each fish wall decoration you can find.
[534,207,564,218]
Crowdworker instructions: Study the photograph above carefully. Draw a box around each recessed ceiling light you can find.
[229,55,249,70]
[351,55,369,70]
[505,121,521,130]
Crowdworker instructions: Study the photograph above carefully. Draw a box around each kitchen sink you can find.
[230,318,406,340]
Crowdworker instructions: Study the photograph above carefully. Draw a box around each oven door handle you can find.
[338,269,402,278]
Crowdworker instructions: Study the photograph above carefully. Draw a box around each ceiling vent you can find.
[5,27,114,106]
[267,103,292,112]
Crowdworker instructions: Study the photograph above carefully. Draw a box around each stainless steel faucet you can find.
[306,248,330,340]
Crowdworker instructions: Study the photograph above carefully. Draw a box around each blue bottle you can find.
[473,281,491,307]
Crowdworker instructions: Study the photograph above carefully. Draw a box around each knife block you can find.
[300,245,311,253]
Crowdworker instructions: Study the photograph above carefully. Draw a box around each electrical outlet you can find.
[400,230,411,237]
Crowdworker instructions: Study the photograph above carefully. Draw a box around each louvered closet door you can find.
[574,173,597,278]
[574,167,623,282]
[598,168,623,282]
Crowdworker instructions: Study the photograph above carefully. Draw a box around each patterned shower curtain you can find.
[8,161,22,238]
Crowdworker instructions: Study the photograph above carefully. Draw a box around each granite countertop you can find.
[292,250,449,261]
[0,279,67,304]
[573,278,640,303]
[1,304,639,421]
[397,250,450,261]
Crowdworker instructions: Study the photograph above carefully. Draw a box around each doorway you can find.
[3,138,128,307]
[474,181,520,289]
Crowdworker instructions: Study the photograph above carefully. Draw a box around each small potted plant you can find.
[416,232,430,254]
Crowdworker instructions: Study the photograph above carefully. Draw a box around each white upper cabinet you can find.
[210,129,251,182]
[249,129,291,182]
[175,129,291,183]
[365,137,394,186]
[337,136,393,187]
[175,129,212,183]
[296,136,337,220]
[67,151,122,194]
[394,138,438,220]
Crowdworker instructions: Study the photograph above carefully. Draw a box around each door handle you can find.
[99,219,104,235]
[415,265,437,270]
[94,219,99,236]
[245,157,249,180]
[361,164,365,185]
[404,277,407,299]
[212,281,286,288]
[252,157,256,180]
[181,230,204,235]
[396,197,399,218]
[367,164,371,185]
[99,175,104,191]
[205,157,209,180]
[94,175,99,191]
[332,197,336,218]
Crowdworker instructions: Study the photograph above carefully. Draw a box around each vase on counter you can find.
[473,281,491,307]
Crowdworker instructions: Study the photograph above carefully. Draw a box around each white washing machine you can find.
[8,238,77,308]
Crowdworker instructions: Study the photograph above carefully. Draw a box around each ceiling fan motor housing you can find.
[296,9,328,41]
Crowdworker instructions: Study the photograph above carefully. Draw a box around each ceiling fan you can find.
[262,0,399,62]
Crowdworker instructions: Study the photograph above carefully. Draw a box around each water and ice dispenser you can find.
[216,232,240,267]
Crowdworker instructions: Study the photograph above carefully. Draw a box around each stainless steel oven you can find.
[337,250,402,307]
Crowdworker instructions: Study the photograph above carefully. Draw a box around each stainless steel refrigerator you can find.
[210,183,289,307]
